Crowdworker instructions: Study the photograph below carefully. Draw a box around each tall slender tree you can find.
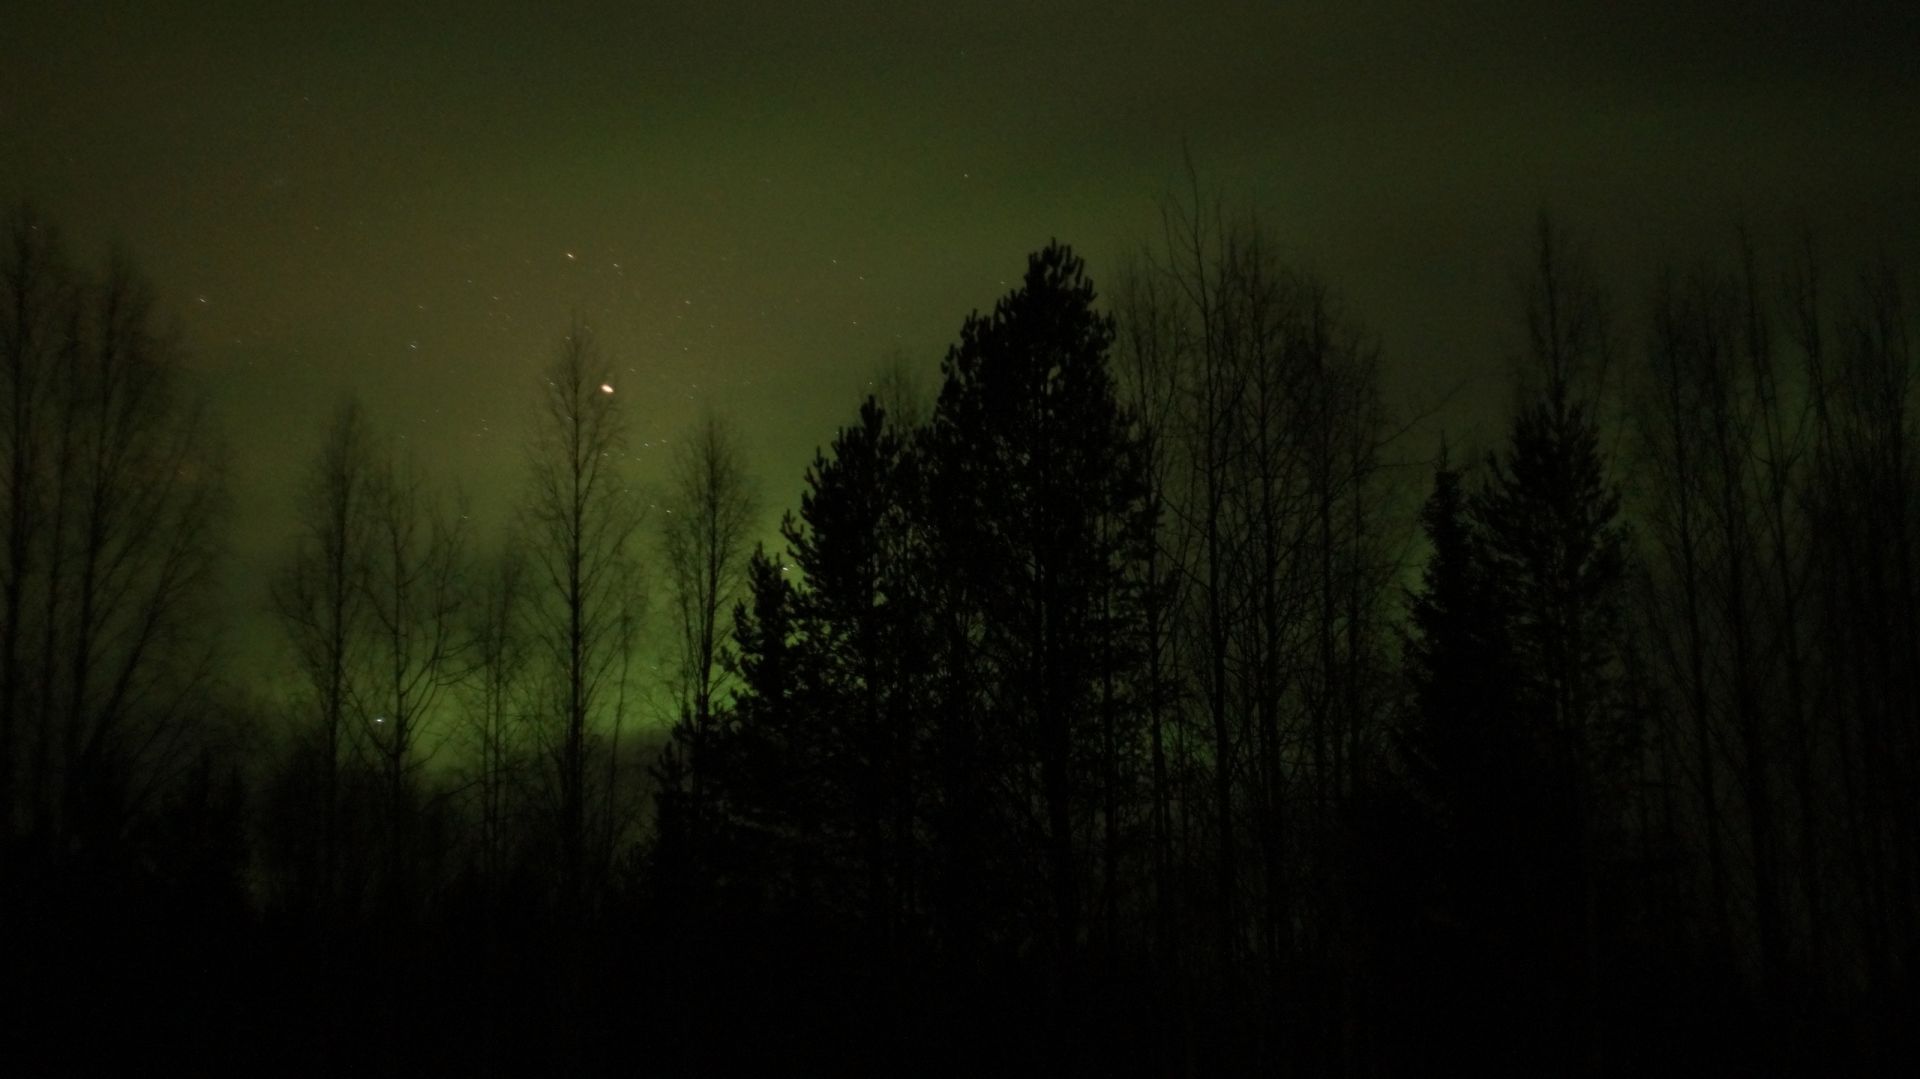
[1110,255,1194,973]
[461,545,530,886]
[0,206,70,846]
[273,396,376,909]
[521,320,644,904]
[1471,215,1631,1071]
[1393,448,1524,1062]
[919,241,1153,985]
[361,447,470,907]
[704,398,922,937]
[656,408,757,862]
[789,398,919,938]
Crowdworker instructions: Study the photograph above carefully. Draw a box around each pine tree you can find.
[705,398,922,933]
[1465,218,1634,1069]
[918,241,1153,981]
[1474,392,1629,766]
[784,398,920,939]
[1402,452,1519,836]
[1389,451,1528,1067]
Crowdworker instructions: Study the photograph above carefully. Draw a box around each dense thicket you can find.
[4,199,1917,1075]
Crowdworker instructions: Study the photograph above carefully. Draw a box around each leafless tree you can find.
[661,408,757,736]
[461,545,531,884]
[273,396,376,905]
[0,206,71,842]
[1129,167,1401,1019]
[867,347,932,434]
[656,408,757,859]
[521,320,645,903]
[1112,252,1197,968]
[1151,172,1249,974]
[1638,265,1733,943]
[1801,254,1919,999]
[0,224,227,854]
[360,445,471,903]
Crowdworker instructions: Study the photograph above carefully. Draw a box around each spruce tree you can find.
[1403,451,1519,837]
[1470,361,1632,1073]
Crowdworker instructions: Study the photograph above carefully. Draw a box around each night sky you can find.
[4,1,1916,678]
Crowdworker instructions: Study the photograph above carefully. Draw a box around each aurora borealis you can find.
[5,3,1914,661]
[7,4,1920,1073]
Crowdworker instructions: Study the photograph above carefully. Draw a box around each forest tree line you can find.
[1,195,1916,1074]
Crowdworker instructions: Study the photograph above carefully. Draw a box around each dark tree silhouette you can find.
[682,398,921,934]
[459,544,533,887]
[918,241,1155,994]
[0,232,228,856]
[1,208,236,1074]
[361,445,470,910]
[6,187,1918,1076]
[521,320,644,907]
[1470,217,1634,1072]
[1117,180,1403,1069]
[271,396,376,912]
[1796,252,1919,1031]
[1401,451,1523,851]
[0,208,69,847]
[653,407,756,890]
[1385,449,1528,1064]
[1109,254,1194,982]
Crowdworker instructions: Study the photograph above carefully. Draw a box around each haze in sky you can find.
[4,0,1915,656]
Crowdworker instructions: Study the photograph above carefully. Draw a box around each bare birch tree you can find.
[273,396,376,906]
[361,446,470,904]
[521,320,644,903]
[0,227,227,855]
